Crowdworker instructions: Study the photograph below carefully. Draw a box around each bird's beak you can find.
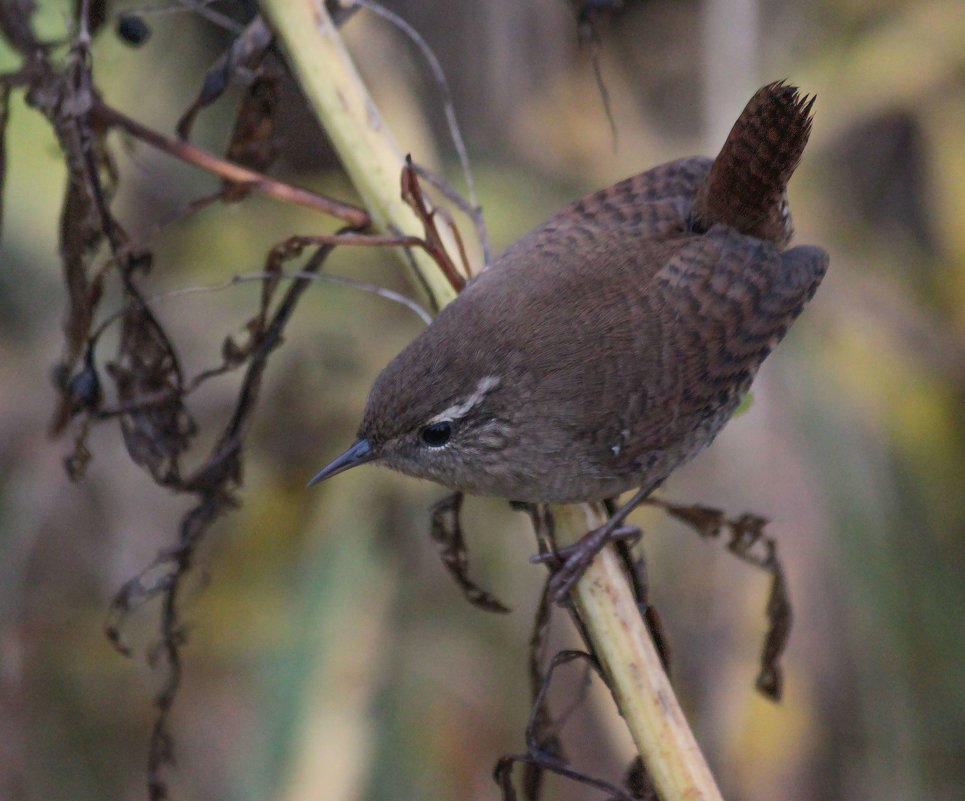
[307,438,376,487]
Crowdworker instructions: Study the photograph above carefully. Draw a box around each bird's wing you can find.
[490,157,713,272]
[597,225,827,474]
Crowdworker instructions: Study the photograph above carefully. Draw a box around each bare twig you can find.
[409,160,489,268]
[497,649,640,801]
[152,270,434,326]
[128,0,246,33]
[348,0,491,264]
[400,158,467,293]
[91,100,371,227]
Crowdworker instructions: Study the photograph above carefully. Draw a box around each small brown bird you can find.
[310,82,828,515]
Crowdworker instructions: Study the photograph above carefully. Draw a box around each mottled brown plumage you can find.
[310,81,828,504]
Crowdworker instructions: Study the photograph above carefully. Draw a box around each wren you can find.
[310,82,828,515]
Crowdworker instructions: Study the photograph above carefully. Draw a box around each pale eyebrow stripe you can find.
[428,376,501,424]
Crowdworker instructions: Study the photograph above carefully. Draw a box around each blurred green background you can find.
[1,1,964,799]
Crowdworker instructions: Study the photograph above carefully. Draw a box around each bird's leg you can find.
[532,486,653,603]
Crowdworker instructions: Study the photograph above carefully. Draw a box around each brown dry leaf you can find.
[223,69,281,199]
[429,491,511,613]
[175,16,273,140]
[107,300,196,486]
[756,563,792,699]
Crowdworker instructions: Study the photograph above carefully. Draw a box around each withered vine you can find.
[0,4,465,797]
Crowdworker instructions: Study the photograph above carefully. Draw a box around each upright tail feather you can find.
[691,81,815,247]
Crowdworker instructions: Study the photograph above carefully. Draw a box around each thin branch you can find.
[152,270,434,326]
[90,100,372,227]
[400,158,466,293]
[410,160,489,268]
[349,0,491,263]
[129,0,246,33]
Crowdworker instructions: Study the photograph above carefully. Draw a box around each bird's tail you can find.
[691,81,815,247]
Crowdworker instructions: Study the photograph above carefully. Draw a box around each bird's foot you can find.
[532,523,641,603]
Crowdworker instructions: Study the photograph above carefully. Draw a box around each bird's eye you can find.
[421,421,452,448]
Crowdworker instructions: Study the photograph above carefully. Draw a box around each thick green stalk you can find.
[552,504,724,801]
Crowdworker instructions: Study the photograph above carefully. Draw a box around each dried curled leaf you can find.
[58,170,103,371]
[429,492,510,613]
[225,70,281,178]
[756,563,792,699]
[646,497,790,700]
[107,300,195,486]
[176,16,274,140]
[38,39,117,433]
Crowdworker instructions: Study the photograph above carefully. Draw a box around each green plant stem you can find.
[551,504,724,801]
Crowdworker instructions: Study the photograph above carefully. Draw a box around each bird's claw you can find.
[529,525,641,566]
[531,524,642,603]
